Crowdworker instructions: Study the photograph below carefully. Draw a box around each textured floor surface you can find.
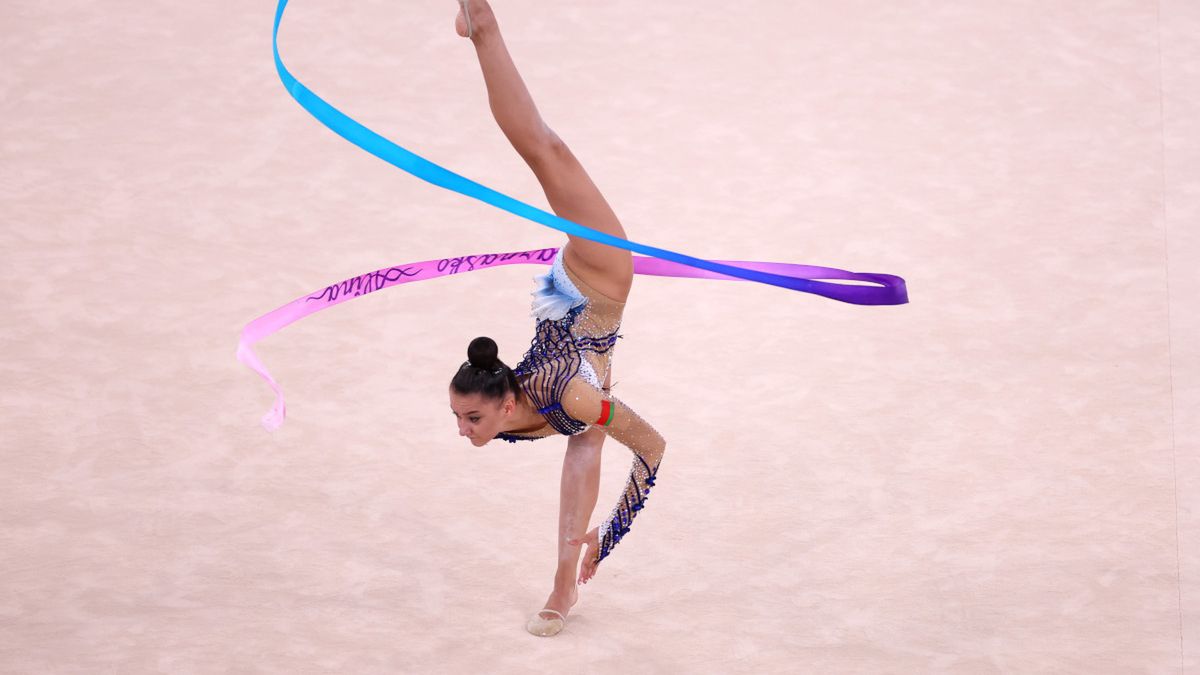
[2,0,1198,672]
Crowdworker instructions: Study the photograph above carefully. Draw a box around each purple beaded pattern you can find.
[495,304,621,443]
[596,453,660,563]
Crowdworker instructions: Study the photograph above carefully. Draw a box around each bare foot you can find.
[455,0,496,40]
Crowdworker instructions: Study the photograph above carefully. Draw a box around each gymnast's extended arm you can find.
[561,378,666,567]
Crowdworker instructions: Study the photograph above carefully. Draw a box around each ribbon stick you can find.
[242,0,909,431]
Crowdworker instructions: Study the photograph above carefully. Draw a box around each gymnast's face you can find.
[448,388,514,447]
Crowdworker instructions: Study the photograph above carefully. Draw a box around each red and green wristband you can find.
[595,400,616,427]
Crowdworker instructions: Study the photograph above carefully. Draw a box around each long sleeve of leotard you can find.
[561,378,666,566]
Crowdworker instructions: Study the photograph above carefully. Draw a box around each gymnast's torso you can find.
[495,244,626,443]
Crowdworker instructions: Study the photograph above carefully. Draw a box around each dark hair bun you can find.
[467,336,499,370]
[451,336,519,402]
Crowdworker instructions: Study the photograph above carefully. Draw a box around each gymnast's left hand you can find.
[568,525,600,585]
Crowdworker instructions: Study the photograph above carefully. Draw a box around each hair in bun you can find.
[450,336,521,402]
[467,336,500,371]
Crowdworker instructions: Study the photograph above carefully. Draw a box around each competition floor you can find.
[3,1,1198,672]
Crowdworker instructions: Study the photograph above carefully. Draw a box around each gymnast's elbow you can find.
[646,432,667,465]
[613,425,665,465]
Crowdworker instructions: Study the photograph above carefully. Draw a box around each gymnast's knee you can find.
[565,432,604,461]
[520,129,571,171]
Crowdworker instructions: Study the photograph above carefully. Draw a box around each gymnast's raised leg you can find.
[456,0,634,303]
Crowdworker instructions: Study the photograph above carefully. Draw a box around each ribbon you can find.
[240,0,909,431]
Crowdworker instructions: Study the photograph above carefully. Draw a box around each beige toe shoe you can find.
[525,609,566,637]
[457,0,473,39]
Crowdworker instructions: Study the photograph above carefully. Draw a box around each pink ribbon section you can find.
[238,246,887,431]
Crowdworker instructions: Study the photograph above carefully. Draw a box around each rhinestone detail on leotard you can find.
[496,248,621,443]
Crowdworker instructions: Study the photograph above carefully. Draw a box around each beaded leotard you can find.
[498,246,623,439]
[495,245,665,566]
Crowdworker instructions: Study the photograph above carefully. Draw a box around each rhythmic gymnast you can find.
[446,0,666,638]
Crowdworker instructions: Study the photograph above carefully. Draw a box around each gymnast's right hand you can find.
[568,525,601,584]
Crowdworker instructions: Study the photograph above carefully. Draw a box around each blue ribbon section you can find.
[270,0,907,306]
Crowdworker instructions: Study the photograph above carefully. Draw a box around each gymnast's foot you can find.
[525,582,578,637]
[455,0,496,41]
